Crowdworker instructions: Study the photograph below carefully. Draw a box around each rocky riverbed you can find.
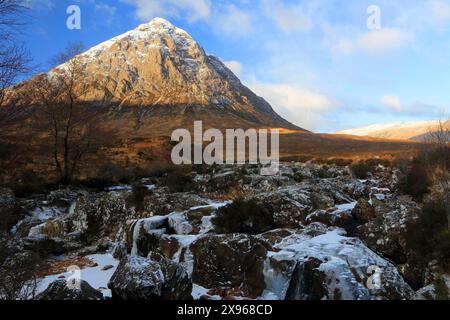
[1,162,448,300]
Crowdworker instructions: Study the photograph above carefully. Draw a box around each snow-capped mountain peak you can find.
[25,18,299,132]
[79,17,199,63]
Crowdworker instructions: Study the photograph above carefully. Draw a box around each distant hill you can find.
[337,120,449,141]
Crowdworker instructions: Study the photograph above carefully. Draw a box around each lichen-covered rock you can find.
[285,257,327,300]
[255,187,311,228]
[352,198,377,223]
[190,234,271,298]
[306,206,358,234]
[414,276,450,300]
[36,279,103,300]
[108,255,192,300]
[357,196,420,266]
[263,227,414,300]
[73,193,133,242]
[141,191,210,217]
[126,216,168,256]
[28,216,71,238]
[23,236,66,256]
[157,235,198,276]
[258,229,296,247]
[46,189,82,208]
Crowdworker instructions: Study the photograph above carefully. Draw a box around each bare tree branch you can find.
[32,43,116,184]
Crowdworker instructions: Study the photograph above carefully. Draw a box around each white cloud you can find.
[94,3,116,26]
[394,0,450,34]
[262,0,312,33]
[213,4,253,36]
[24,0,53,9]
[224,60,243,77]
[381,95,440,116]
[381,95,403,111]
[248,81,337,130]
[123,0,211,22]
[358,28,414,54]
[431,1,450,24]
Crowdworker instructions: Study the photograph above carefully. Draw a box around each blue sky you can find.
[21,0,450,132]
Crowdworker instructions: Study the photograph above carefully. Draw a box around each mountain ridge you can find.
[19,17,301,134]
[337,120,448,141]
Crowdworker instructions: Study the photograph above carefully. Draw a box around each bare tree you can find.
[424,118,450,229]
[0,0,30,132]
[426,118,450,147]
[33,43,114,184]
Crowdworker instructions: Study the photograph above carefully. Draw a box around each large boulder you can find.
[414,276,450,300]
[141,191,210,217]
[352,198,377,223]
[28,216,71,238]
[72,193,133,242]
[46,188,82,208]
[252,178,369,229]
[263,226,414,300]
[306,204,359,235]
[36,279,103,300]
[190,234,271,298]
[357,196,421,285]
[254,187,312,228]
[108,255,192,300]
[72,190,212,243]
[126,216,168,256]
[23,236,66,257]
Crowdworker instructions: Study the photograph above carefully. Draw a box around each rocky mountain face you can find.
[16,18,299,133]
[3,162,447,300]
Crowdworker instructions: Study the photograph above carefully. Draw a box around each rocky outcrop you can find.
[414,276,450,300]
[28,216,71,238]
[7,162,423,301]
[108,255,192,300]
[252,178,368,229]
[255,187,311,228]
[126,216,168,256]
[36,280,103,300]
[23,236,66,257]
[263,225,414,300]
[190,234,271,298]
[352,199,377,223]
[357,196,420,265]
[72,193,132,242]
[141,191,211,217]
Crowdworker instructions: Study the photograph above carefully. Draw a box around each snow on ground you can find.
[37,254,119,298]
[106,185,132,192]
[189,200,232,211]
[11,207,65,235]
[335,202,358,212]
[106,184,156,192]
[192,284,210,300]
[263,228,401,300]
